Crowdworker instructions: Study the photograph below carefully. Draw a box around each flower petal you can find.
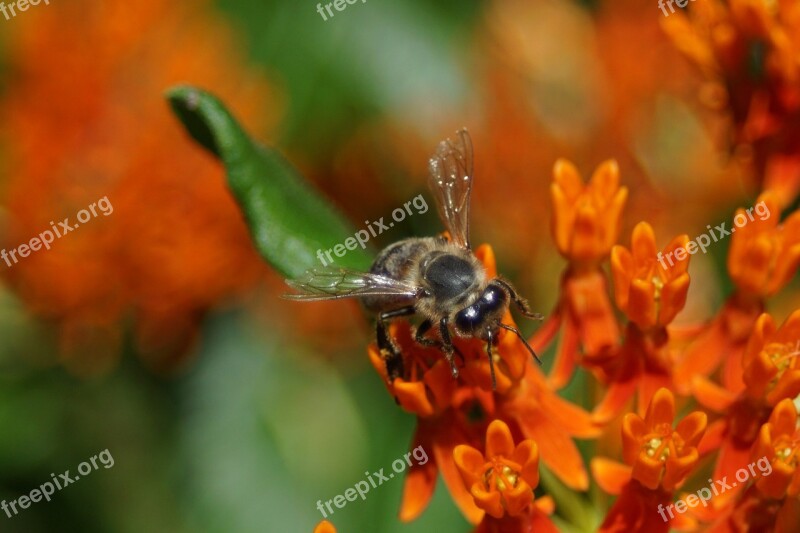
[471,482,504,519]
[675,412,707,447]
[453,445,486,491]
[399,428,438,522]
[517,413,589,490]
[645,388,675,426]
[511,440,540,489]
[590,457,632,495]
[504,481,534,517]
[486,419,515,459]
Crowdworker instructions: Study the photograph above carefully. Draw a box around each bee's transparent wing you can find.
[427,128,474,250]
[283,268,419,301]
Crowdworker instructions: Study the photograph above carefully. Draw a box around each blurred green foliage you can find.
[214,0,482,157]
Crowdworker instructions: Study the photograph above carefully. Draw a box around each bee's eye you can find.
[481,285,506,311]
[455,305,481,332]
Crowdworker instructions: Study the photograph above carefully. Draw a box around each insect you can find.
[284,129,542,389]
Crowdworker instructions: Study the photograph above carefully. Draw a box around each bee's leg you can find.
[486,334,497,390]
[376,321,403,381]
[377,306,416,382]
[414,319,436,346]
[438,317,459,378]
[495,278,544,320]
[415,319,465,364]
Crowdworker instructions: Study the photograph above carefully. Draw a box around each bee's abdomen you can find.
[362,238,433,312]
[370,238,431,278]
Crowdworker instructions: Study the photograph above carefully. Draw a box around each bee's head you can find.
[453,282,508,338]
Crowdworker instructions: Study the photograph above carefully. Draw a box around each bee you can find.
[284,129,542,389]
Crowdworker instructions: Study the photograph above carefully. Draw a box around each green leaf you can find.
[166,85,373,278]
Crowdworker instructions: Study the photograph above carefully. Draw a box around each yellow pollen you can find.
[502,465,519,488]
[644,436,671,461]
[652,275,664,316]
[766,343,800,390]
[652,276,664,292]
[485,464,520,492]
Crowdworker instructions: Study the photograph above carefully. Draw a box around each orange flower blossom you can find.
[453,419,557,532]
[532,159,627,390]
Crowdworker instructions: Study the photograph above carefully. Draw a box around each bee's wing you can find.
[427,128,474,250]
[283,268,419,301]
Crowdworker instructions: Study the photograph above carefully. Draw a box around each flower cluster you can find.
[312,3,800,528]
[317,136,799,531]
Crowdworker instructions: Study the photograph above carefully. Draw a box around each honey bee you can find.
[284,129,541,389]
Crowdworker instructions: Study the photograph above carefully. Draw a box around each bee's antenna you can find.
[498,323,542,366]
[486,336,497,391]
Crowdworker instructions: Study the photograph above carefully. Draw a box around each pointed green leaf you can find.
[166,85,373,278]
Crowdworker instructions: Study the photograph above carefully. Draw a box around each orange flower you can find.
[611,222,690,330]
[398,389,492,525]
[450,419,558,533]
[753,398,800,499]
[551,159,628,270]
[622,388,706,491]
[661,0,800,82]
[534,158,627,389]
[662,1,800,204]
[500,365,598,492]
[533,269,621,390]
[0,0,275,374]
[592,389,703,532]
[367,323,458,417]
[313,520,336,533]
[454,419,540,519]
[674,192,799,393]
[704,399,800,532]
[742,310,800,405]
[728,191,800,298]
[587,223,691,421]
[683,312,800,515]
